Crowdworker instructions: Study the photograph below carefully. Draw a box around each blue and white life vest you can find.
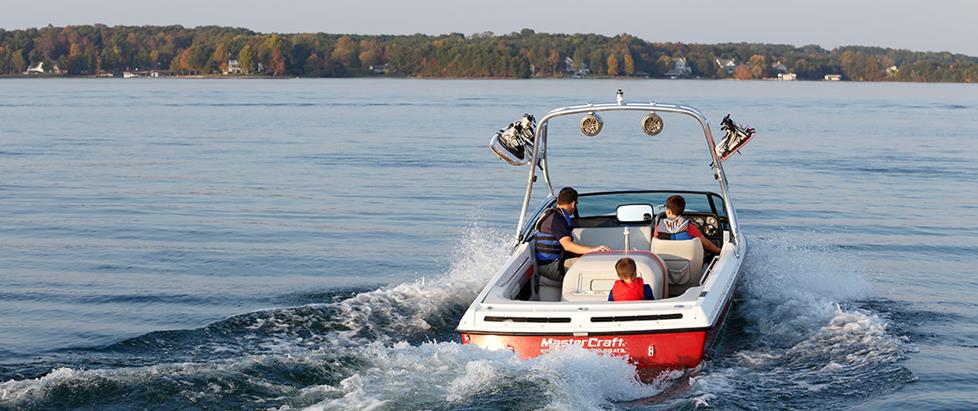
[656,216,693,240]
[534,209,573,263]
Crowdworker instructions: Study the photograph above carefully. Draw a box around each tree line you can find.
[1,25,977,82]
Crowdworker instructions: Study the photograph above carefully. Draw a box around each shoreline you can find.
[4,25,976,84]
[2,75,977,84]
[0,75,978,85]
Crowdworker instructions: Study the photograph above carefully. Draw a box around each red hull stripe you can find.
[459,283,737,369]
[461,331,707,369]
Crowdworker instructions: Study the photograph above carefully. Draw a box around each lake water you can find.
[0,78,976,410]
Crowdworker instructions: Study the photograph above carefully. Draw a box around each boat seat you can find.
[537,265,564,302]
[561,252,666,302]
[651,238,703,297]
[572,226,653,252]
[530,239,568,302]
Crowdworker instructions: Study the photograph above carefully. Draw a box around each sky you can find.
[2,0,977,56]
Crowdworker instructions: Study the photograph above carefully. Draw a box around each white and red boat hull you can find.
[460,284,735,369]
[462,330,707,369]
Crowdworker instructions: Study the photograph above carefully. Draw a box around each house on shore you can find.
[573,66,592,78]
[777,72,797,81]
[124,68,167,78]
[824,74,842,81]
[224,59,243,75]
[563,57,591,78]
[24,62,44,74]
[715,59,737,75]
[664,58,693,78]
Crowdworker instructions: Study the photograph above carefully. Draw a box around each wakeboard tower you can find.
[460,90,755,372]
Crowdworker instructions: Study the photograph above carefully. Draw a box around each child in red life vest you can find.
[608,257,654,301]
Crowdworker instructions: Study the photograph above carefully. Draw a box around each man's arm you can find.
[559,236,611,254]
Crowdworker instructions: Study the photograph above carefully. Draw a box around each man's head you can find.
[556,187,579,213]
[615,257,637,282]
[665,195,686,218]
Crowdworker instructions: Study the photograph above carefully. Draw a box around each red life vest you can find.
[611,278,647,301]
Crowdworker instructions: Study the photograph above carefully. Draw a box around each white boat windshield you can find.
[520,190,729,243]
[574,191,727,219]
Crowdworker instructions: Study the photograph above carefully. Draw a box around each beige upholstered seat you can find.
[561,252,665,302]
[536,225,656,301]
[536,258,574,302]
[651,238,704,296]
[572,226,654,251]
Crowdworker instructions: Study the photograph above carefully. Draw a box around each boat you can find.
[457,90,754,370]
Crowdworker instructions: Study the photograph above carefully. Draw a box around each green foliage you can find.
[0,25,975,82]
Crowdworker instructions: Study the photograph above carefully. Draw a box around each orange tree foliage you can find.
[733,65,753,80]
[606,53,620,76]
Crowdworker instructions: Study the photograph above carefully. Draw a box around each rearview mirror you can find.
[616,204,654,223]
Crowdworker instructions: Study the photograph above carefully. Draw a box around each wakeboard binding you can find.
[715,114,755,161]
[490,114,536,166]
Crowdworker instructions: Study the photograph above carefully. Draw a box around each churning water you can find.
[0,79,976,410]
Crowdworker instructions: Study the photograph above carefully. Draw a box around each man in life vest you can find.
[608,257,653,301]
[654,195,721,254]
[535,187,611,281]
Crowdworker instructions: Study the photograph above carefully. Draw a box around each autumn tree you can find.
[238,43,254,74]
[748,54,766,79]
[171,48,192,73]
[331,36,360,74]
[10,50,26,72]
[188,44,211,71]
[270,48,286,75]
[607,53,620,76]
[548,49,559,76]
[100,46,124,71]
[622,52,635,76]
[67,43,84,74]
[260,35,288,75]
[211,42,229,72]
[840,50,883,81]
[589,49,606,75]
[358,39,382,69]
[304,53,323,76]
[733,65,752,80]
